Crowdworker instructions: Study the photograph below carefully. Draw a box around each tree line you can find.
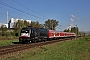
[0,19,58,37]
[0,19,82,38]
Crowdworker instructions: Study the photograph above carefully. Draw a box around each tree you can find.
[0,25,7,36]
[30,21,36,27]
[35,21,40,28]
[64,29,70,32]
[24,20,30,27]
[13,20,31,36]
[13,20,23,33]
[0,25,7,32]
[39,24,44,28]
[71,27,79,36]
[44,19,59,30]
[30,21,44,28]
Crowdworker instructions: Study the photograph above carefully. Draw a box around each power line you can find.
[0,6,30,18]
[0,1,45,20]
[12,0,47,19]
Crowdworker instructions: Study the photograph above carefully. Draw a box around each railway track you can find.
[0,38,75,56]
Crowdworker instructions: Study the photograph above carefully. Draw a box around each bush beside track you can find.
[0,36,90,60]
[0,37,18,40]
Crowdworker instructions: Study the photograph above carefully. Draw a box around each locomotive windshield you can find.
[21,28,30,33]
[20,28,31,38]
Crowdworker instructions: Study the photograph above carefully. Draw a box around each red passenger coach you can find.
[48,30,76,40]
[48,30,55,39]
[70,33,76,37]
[60,32,66,37]
[55,31,60,38]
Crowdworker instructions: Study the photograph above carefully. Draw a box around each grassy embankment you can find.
[0,36,90,60]
[0,39,18,46]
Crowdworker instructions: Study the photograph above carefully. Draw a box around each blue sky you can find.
[0,0,90,31]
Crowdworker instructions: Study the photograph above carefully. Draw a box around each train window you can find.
[21,29,29,33]
[50,33,53,35]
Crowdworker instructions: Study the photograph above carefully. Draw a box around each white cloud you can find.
[70,18,74,22]
[71,15,76,18]
[78,18,80,20]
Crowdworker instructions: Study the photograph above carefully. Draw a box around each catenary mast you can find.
[7,10,8,24]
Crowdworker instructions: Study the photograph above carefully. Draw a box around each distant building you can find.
[8,18,31,28]
[4,24,8,28]
[0,23,2,27]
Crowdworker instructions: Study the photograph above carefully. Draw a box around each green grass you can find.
[0,36,90,60]
[0,40,18,46]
